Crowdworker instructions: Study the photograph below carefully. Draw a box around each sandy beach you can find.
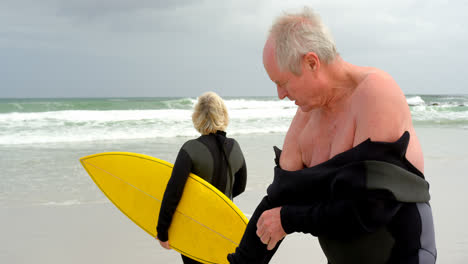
[1,127,467,263]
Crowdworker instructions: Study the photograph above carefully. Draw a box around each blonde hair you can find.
[192,92,229,135]
[270,7,337,75]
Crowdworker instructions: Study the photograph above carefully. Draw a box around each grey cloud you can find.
[0,0,467,97]
[36,0,202,18]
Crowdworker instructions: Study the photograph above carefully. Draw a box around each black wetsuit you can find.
[228,132,436,264]
[157,130,247,264]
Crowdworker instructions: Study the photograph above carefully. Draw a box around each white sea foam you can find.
[0,99,296,145]
[0,109,191,123]
[411,106,468,122]
[225,99,296,110]
[406,96,425,106]
[0,97,466,145]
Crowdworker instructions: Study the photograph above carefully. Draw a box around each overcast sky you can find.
[1,0,467,98]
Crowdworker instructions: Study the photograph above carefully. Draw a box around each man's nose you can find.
[277,86,287,99]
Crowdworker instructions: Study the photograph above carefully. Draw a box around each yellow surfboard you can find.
[80,152,248,264]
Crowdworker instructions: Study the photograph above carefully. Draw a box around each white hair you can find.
[192,92,229,135]
[270,7,337,75]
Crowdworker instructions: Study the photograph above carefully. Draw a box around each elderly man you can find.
[228,7,436,264]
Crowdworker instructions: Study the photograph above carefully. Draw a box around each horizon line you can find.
[1,93,467,100]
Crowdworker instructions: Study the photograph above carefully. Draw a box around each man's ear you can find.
[303,52,320,71]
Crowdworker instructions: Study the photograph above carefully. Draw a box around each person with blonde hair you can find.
[228,7,436,264]
[156,92,247,264]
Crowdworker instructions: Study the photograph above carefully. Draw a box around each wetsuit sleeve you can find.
[280,192,401,238]
[232,158,247,198]
[156,147,192,242]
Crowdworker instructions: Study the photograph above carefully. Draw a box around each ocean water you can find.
[0,95,467,145]
[0,97,295,145]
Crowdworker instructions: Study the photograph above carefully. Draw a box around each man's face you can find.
[263,37,317,112]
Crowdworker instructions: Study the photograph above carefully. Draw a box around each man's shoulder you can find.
[349,69,412,145]
[351,70,405,107]
[357,69,397,91]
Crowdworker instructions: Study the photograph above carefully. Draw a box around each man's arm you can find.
[254,109,308,250]
[280,193,400,238]
[352,72,411,146]
[352,72,424,172]
[256,207,286,250]
[279,109,308,171]
[256,190,400,250]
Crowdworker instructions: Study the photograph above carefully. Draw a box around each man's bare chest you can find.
[298,115,355,168]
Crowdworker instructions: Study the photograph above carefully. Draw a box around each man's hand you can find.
[156,237,171,250]
[256,207,287,250]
